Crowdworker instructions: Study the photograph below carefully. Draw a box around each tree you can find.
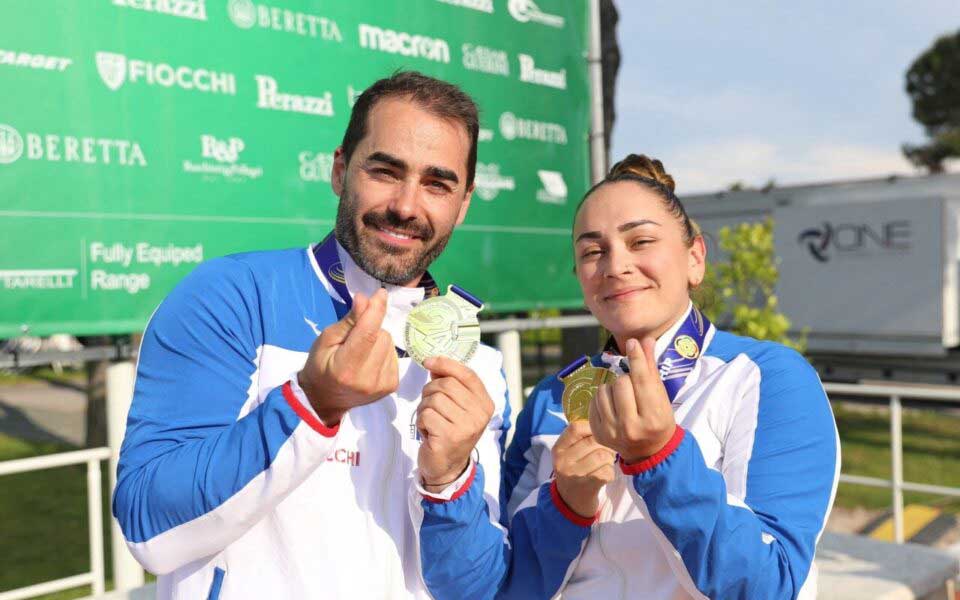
[903,29,960,173]
[692,219,805,351]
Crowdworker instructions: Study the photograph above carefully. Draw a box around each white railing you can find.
[486,318,960,545]
[0,448,109,600]
[0,363,144,600]
[822,382,960,544]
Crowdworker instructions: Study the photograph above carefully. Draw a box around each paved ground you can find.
[0,380,86,447]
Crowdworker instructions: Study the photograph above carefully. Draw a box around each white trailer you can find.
[682,173,960,382]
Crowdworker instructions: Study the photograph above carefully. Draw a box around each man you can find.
[113,71,510,599]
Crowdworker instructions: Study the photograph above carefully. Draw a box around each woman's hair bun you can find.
[607,154,675,193]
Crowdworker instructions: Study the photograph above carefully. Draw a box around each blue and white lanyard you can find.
[601,305,712,402]
[311,233,440,358]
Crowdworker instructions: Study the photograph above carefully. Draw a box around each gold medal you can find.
[559,356,616,422]
[405,284,483,366]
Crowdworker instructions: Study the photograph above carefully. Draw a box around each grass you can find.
[1,402,958,597]
[0,367,86,387]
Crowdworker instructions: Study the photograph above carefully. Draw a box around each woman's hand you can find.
[553,420,617,518]
[589,337,677,464]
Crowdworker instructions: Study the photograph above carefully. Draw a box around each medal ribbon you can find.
[312,233,440,358]
[602,305,712,402]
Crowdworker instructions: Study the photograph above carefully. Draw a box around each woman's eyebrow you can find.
[575,219,661,243]
[618,219,660,232]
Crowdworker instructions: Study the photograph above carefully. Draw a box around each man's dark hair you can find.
[340,71,480,187]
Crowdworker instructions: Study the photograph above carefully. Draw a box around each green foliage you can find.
[903,29,960,173]
[692,219,805,351]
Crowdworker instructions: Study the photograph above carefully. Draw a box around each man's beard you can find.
[334,182,454,286]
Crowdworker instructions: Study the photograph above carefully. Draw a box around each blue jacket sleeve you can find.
[624,346,839,599]
[497,379,592,599]
[417,464,510,600]
[415,355,512,600]
[112,257,338,575]
[495,481,592,600]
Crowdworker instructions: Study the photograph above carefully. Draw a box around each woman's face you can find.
[573,181,706,342]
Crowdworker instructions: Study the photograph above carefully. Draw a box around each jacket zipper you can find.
[379,400,400,598]
[593,496,627,600]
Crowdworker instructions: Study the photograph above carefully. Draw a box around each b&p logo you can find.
[0,124,23,164]
[183,134,262,180]
[474,163,516,201]
[227,0,256,28]
[202,135,244,163]
[95,52,127,91]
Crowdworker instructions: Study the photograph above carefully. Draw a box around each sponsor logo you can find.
[499,112,567,144]
[226,0,341,42]
[95,51,236,95]
[112,0,207,20]
[673,335,700,359]
[0,269,77,290]
[0,50,72,72]
[304,316,323,336]
[436,0,493,13]
[256,75,334,117]
[474,163,515,201]
[536,170,567,204]
[518,53,566,89]
[299,150,334,182]
[183,134,263,180]
[0,125,24,164]
[326,448,360,467]
[0,124,147,167]
[508,0,564,28]
[462,43,508,76]
[478,128,494,142]
[358,24,450,64]
[346,84,363,107]
[798,221,911,263]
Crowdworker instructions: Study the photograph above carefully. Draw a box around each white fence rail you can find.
[822,382,960,544]
[3,319,960,598]
[0,363,143,600]
[0,448,109,600]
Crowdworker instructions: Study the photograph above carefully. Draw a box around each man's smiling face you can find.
[332,96,474,286]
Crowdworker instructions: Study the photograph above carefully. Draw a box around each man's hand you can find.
[297,288,399,426]
[589,337,677,464]
[416,356,495,492]
[553,420,616,518]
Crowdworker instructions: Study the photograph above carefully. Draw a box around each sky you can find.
[609,1,960,194]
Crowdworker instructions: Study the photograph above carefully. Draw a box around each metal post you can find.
[107,361,145,589]
[497,330,523,447]
[587,0,606,184]
[86,459,105,596]
[890,395,904,543]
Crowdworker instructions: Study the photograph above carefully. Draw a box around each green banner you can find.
[0,0,591,338]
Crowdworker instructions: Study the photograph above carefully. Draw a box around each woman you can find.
[498,155,839,599]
